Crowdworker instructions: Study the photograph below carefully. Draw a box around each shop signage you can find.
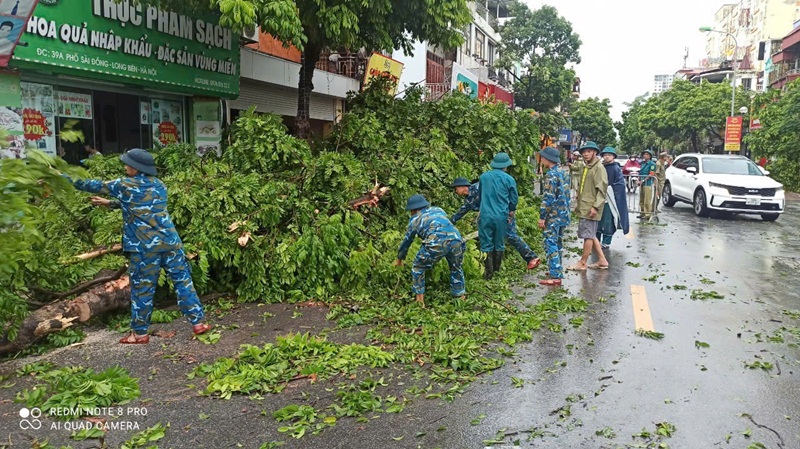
[193,98,220,157]
[724,116,742,152]
[22,107,47,139]
[57,91,92,119]
[363,53,404,95]
[151,99,183,145]
[157,121,178,145]
[0,0,41,67]
[12,0,239,97]
[750,118,761,130]
[450,62,478,99]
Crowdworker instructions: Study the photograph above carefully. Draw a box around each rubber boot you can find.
[483,252,494,280]
[493,251,504,273]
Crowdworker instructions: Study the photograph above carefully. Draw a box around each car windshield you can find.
[702,158,763,176]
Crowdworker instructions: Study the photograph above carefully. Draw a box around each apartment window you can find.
[742,78,752,91]
[488,41,495,65]
[474,30,486,60]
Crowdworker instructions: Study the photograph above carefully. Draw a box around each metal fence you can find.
[623,174,660,223]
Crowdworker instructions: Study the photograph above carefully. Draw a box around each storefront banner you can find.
[151,99,183,146]
[450,62,478,99]
[12,0,239,97]
[193,98,220,157]
[724,116,742,152]
[20,81,55,156]
[57,91,92,119]
[0,71,23,158]
[363,53,404,95]
[0,0,41,67]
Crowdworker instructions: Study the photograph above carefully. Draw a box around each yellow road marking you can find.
[630,285,654,332]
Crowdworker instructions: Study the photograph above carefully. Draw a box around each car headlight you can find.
[708,182,728,195]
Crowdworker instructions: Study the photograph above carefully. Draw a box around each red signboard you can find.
[724,116,743,152]
[158,122,179,145]
[0,0,42,67]
[22,108,48,140]
[750,118,761,130]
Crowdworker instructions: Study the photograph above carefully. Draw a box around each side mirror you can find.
[686,166,698,174]
[758,166,770,175]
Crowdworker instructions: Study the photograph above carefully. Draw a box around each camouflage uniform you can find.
[398,207,466,297]
[452,183,538,263]
[540,166,571,279]
[71,174,205,334]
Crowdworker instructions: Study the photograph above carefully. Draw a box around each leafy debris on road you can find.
[690,289,725,300]
[694,340,710,349]
[595,426,617,439]
[636,329,665,340]
[744,360,774,371]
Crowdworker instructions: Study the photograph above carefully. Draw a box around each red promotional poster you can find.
[0,0,41,67]
[158,122,179,145]
[724,116,742,152]
[22,107,48,140]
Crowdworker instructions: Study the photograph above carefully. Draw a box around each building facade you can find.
[1,0,240,161]
[392,0,515,106]
[234,33,361,136]
[653,74,674,93]
[769,22,800,90]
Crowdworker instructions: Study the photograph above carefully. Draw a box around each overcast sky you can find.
[524,0,729,121]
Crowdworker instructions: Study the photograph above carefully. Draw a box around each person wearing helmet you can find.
[568,150,584,199]
[638,149,657,219]
[536,147,571,286]
[451,177,540,270]
[477,152,519,280]
[394,194,466,307]
[569,141,609,271]
[64,149,211,345]
[597,147,630,248]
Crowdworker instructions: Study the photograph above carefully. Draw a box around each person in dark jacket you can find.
[596,147,630,248]
[451,177,540,270]
[477,152,518,279]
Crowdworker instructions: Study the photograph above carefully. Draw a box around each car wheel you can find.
[662,182,677,207]
[761,213,780,222]
[693,189,709,217]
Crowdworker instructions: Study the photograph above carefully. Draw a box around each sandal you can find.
[119,333,149,344]
[192,323,213,335]
[566,264,587,271]
[526,258,541,270]
[539,279,562,286]
[588,263,609,270]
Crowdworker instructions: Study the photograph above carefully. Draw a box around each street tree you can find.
[498,2,581,113]
[616,93,660,154]
[499,2,581,67]
[147,0,471,138]
[745,81,800,190]
[571,97,615,147]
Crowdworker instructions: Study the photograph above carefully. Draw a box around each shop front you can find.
[0,0,239,162]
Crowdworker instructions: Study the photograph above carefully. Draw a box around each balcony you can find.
[315,49,366,81]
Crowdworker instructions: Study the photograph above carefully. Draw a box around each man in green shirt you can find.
[569,141,609,271]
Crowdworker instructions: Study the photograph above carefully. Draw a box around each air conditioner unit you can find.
[242,25,260,43]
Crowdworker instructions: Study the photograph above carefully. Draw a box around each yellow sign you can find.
[363,53,404,95]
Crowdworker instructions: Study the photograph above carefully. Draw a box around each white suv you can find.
[662,154,785,221]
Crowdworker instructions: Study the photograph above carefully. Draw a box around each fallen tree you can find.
[2,83,546,348]
[0,275,130,355]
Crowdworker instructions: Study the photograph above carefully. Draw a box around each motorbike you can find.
[622,159,641,193]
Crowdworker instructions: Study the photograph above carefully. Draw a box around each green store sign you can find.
[12,0,239,98]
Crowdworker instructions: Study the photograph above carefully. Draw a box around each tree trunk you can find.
[296,42,323,139]
[690,132,699,153]
[0,276,131,355]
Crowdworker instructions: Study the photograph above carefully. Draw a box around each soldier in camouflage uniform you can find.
[537,147,571,286]
[66,149,211,344]
[451,177,540,270]
[394,194,466,307]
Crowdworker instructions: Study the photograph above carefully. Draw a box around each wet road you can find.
[338,198,800,448]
